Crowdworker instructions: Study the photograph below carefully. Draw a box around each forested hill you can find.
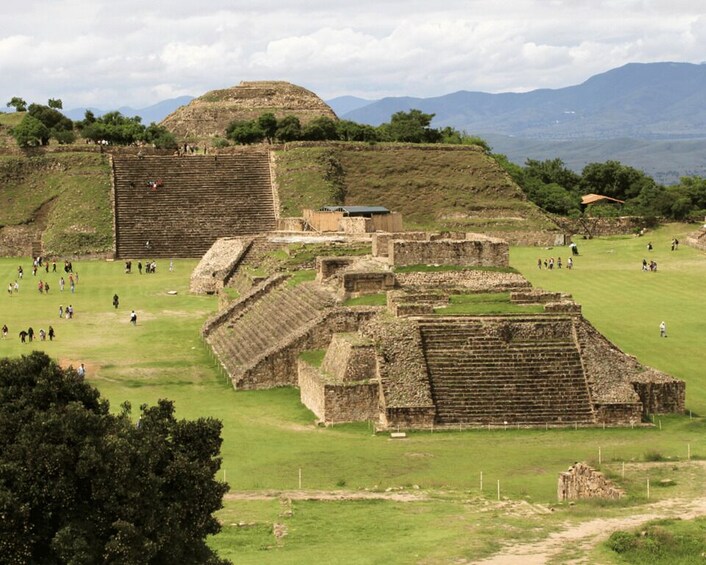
[336,62,706,141]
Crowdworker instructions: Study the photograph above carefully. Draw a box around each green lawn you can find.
[2,224,706,562]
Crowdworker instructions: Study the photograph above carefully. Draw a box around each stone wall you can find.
[190,237,250,294]
[298,361,327,420]
[236,308,380,389]
[316,256,357,281]
[557,462,624,501]
[342,272,396,295]
[277,218,306,231]
[201,274,288,337]
[338,217,371,234]
[574,317,684,422]
[389,238,509,267]
[360,316,436,429]
[394,270,530,292]
[686,227,706,251]
[556,216,648,238]
[631,377,685,415]
[321,334,377,383]
[372,232,428,258]
[298,358,380,425]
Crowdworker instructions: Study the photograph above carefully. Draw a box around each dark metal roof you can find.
[320,205,390,216]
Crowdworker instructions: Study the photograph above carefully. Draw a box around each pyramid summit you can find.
[161,80,338,141]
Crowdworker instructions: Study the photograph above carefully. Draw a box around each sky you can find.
[2,0,705,110]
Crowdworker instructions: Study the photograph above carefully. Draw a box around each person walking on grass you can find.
[113,294,119,309]
[660,321,667,338]
[130,310,137,325]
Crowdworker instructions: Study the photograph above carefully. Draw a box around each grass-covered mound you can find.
[0,112,23,149]
[605,517,706,564]
[275,143,557,234]
[0,152,113,255]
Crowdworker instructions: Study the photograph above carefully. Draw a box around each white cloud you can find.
[0,0,704,108]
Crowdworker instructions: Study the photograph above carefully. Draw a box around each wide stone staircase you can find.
[418,316,596,426]
[206,279,336,387]
[112,153,276,258]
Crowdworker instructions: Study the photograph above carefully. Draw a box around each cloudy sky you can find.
[2,0,704,110]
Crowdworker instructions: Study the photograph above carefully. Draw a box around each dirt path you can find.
[473,495,706,565]
[224,489,428,502]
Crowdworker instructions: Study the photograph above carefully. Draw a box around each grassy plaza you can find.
[2,223,705,562]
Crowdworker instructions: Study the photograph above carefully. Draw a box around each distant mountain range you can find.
[330,62,706,141]
[327,62,706,183]
[63,96,194,124]
[5,62,704,183]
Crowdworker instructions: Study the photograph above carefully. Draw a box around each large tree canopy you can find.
[0,352,229,564]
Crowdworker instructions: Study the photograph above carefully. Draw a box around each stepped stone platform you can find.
[112,153,275,258]
[198,230,684,429]
[417,316,596,426]
[202,275,380,389]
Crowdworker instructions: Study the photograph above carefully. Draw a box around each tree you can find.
[302,116,338,141]
[0,352,230,564]
[80,111,145,145]
[257,113,278,143]
[47,98,63,110]
[226,120,265,144]
[524,158,581,193]
[6,97,27,112]
[382,109,440,143]
[580,161,656,201]
[275,115,302,142]
[11,114,50,147]
[141,123,178,150]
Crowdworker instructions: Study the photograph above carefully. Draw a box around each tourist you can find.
[1,324,8,338]
[59,305,63,319]
[537,258,542,269]
[642,258,648,271]
[19,330,28,343]
[647,241,653,251]
[7,283,12,296]
[17,266,23,279]
[60,277,65,291]
[38,280,44,293]
[39,329,46,341]
[13,281,18,293]
[113,294,120,309]
[27,327,34,342]
[48,326,55,341]
[138,261,143,274]
[567,257,573,270]
[130,310,137,325]
[77,363,86,377]
[45,282,50,293]
[68,305,74,319]
[557,258,562,269]
[660,321,667,338]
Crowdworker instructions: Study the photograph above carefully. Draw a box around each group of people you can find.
[16,325,55,343]
[642,258,658,272]
[123,260,157,274]
[537,256,573,270]
[58,305,75,319]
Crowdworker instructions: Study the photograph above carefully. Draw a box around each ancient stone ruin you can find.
[161,81,338,141]
[200,232,685,429]
[558,462,624,501]
[112,153,276,258]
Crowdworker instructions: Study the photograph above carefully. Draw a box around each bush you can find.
[606,530,637,553]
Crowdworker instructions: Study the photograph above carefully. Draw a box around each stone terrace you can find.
[205,278,337,388]
[418,316,596,426]
[112,154,275,258]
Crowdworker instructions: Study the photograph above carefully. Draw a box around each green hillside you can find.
[275,143,556,233]
[0,112,23,149]
[0,152,113,255]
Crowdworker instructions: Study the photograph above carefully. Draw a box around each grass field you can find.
[2,223,706,562]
